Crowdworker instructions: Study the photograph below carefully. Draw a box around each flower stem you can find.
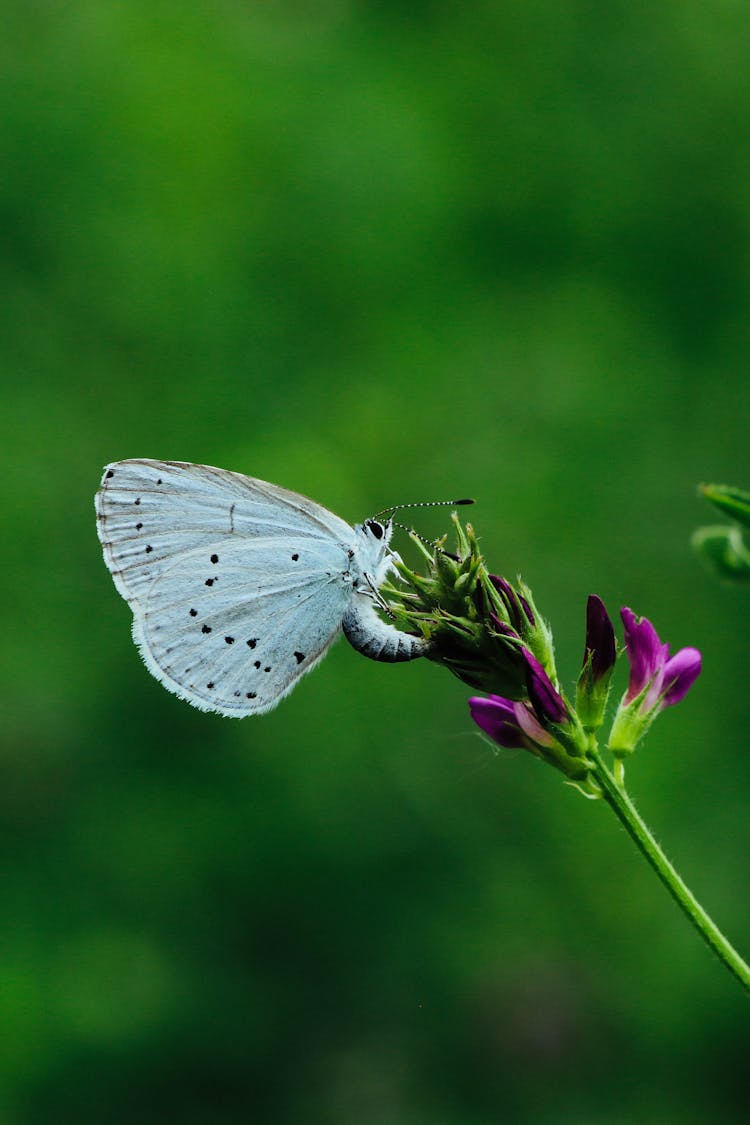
[589,746,750,994]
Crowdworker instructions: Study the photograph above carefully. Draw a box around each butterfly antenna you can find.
[371,497,474,521]
[391,520,444,551]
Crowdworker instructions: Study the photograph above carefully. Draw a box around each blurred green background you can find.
[2,2,750,1121]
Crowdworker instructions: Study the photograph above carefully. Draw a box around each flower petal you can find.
[468,696,526,749]
[584,595,616,682]
[523,650,568,724]
[661,647,702,706]
[621,607,666,700]
[512,700,555,747]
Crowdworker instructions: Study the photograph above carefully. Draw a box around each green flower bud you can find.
[382,516,538,697]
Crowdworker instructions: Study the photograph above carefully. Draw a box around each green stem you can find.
[589,746,750,994]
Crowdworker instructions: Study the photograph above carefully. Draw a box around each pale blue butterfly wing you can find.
[96,459,354,602]
[96,460,361,715]
[133,538,358,715]
[96,459,427,717]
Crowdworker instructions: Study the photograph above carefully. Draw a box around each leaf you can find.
[699,484,750,530]
[691,524,750,583]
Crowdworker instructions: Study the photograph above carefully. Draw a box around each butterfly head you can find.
[355,517,394,561]
[363,517,392,544]
[350,518,395,588]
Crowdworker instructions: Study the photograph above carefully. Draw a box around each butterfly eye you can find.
[366,519,384,540]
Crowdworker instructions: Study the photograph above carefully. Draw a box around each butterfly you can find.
[95,459,429,716]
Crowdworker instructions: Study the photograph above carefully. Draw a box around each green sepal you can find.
[515,580,557,677]
[575,649,614,733]
[536,732,594,781]
[430,609,529,697]
[607,678,663,758]
[544,707,589,763]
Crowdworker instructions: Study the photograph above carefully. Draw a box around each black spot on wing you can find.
[202,625,212,634]
[294,651,305,664]
[211,554,219,564]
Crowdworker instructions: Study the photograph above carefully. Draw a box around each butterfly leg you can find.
[358,572,398,619]
[342,590,429,662]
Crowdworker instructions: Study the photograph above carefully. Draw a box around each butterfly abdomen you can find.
[342,598,428,662]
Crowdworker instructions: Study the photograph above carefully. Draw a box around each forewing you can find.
[95,459,355,605]
[132,537,354,716]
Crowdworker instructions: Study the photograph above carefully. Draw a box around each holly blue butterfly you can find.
[95,459,432,717]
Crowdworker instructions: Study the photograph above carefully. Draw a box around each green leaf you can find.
[699,483,750,530]
[692,524,750,583]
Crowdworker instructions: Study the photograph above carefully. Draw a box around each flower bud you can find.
[468,692,590,781]
[485,574,556,675]
[576,595,616,732]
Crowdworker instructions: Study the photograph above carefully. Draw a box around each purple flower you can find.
[621,607,701,711]
[469,695,555,751]
[523,649,568,724]
[584,595,616,684]
[610,608,702,758]
[469,648,568,754]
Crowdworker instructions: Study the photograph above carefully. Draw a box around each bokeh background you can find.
[3,2,750,1122]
